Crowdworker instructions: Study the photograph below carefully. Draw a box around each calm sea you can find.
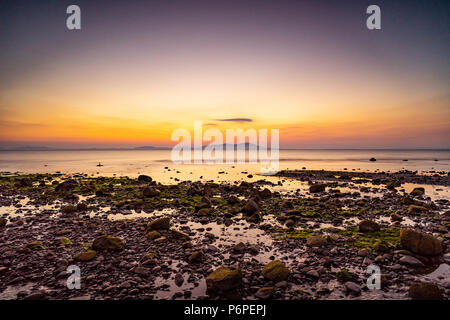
[0,149,448,184]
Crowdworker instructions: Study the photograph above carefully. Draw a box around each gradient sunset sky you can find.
[0,0,449,149]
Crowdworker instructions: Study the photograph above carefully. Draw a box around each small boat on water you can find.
[96,162,103,167]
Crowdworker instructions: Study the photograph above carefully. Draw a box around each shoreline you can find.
[0,170,449,300]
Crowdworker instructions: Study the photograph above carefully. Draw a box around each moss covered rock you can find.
[400,228,443,256]
[407,205,428,215]
[147,217,170,230]
[188,250,204,263]
[409,281,442,300]
[206,267,242,292]
[74,250,97,262]
[147,230,161,240]
[358,220,380,233]
[306,236,327,247]
[336,269,352,282]
[92,235,124,251]
[262,260,290,282]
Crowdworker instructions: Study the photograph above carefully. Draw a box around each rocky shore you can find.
[0,170,449,300]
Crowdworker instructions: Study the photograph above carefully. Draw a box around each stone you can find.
[259,188,272,199]
[206,267,242,292]
[147,231,161,240]
[0,218,7,227]
[261,260,290,282]
[410,187,425,196]
[92,235,124,251]
[399,255,424,267]
[242,199,259,215]
[74,250,97,262]
[143,186,160,197]
[400,228,443,256]
[309,184,326,193]
[407,205,428,215]
[358,248,369,257]
[138,175,152,183]
[255,287,274,299]
[409,282,442,300]
[391,213,403,222]
[345,282,361,295]
[188,251,204,263]
[306,236,327,247]
[147,217,171,230]
[358,220,380,232]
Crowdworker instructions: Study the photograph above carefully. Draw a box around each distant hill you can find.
[133,146,171,150]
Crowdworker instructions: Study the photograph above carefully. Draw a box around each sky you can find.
[0,0,449,149]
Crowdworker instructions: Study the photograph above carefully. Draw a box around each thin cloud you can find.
[215,118,253,123]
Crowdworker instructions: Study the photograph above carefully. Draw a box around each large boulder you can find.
[147,217,171,230]
[92,235,124,251]
[261,260,290,282]
[358,220,380,233]
[409,282,442,300]
[206,267,242,297]
[400,228,443,256]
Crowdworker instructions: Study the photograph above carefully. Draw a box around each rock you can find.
[232,242,246,254]
[443,253,450,264]
[206,267,242,293]
[23,292,46,300]
[259,188,272,199]
[409,282,442,300]
[309,184,326,193]
[261,260,290,282]
[74,250,97,262]
[255,287,274,299]
[174,274,184,287]
[55,180,77,193]
[0,218,6,227]
[132,266,150,276]
[154,236,167,243]
[69,295,91,300]
[399,255,424,267]
[306,236,328,247]
[171,229,190,240]
[242,199,259,215]
[358,220,380,232]
[197,208,211,216]
[369,158,376,162]
[61,205,77,214]
[306,269,319,278]
[92,235,124,251]
[143,186,160,197]
[15,177,32,187]
[400,228,443,256]
[147,231,161,240]
[391,213,403,222]
[247,213,261,223]
[138,175,152,183]
[407,205,428,215]
[358,248,369,257]
[188,250,204,263]
[345,282,361,295]
[410,187,425,197]
[147,217,171,230]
